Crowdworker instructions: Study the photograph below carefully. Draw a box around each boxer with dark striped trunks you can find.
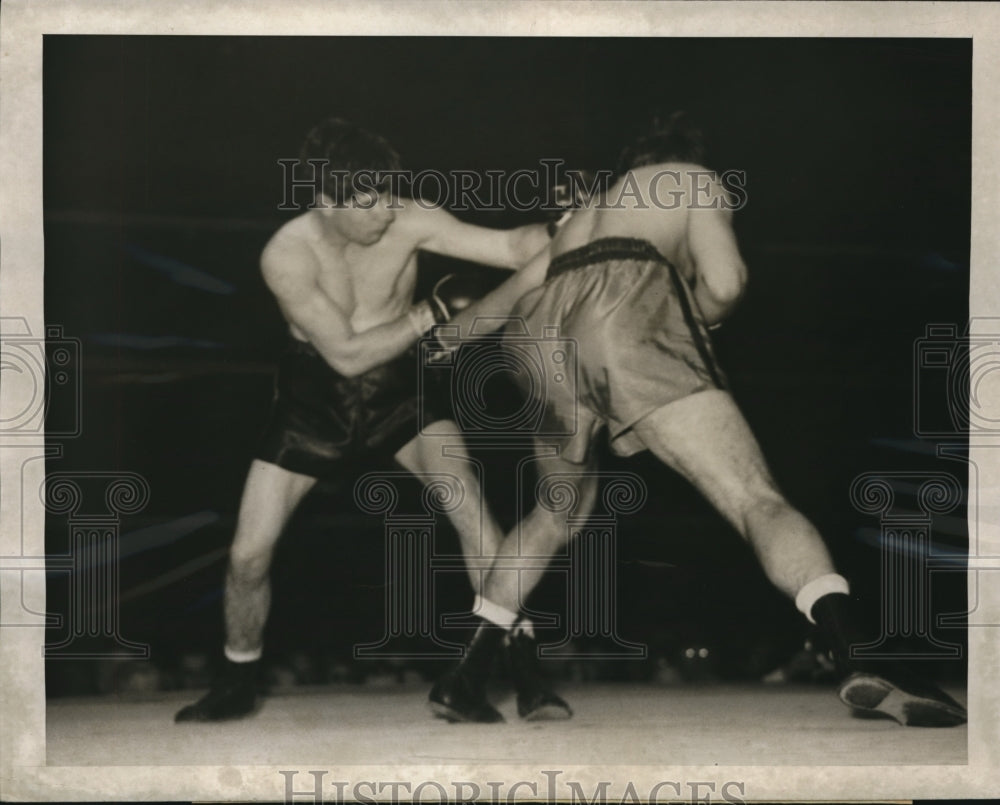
[428,112,968,729]
[255,338,439,479]
[174,116,567,723]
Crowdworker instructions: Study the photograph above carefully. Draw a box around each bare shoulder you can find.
[388,197,452,245]
[629,162,732,211]
[551,205,598,256]
[260,216,320,293]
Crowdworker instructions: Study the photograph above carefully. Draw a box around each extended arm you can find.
[445,240,552,337]
[412,203,550,270]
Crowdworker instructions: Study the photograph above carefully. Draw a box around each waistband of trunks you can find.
[547,237,669,280]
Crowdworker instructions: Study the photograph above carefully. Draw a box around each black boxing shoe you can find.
[428,668,504,724]
[505,629,572,721]
[811,593,967,727]
[428,620,505,723]
[837,667,967,728]
[174,659,258,723]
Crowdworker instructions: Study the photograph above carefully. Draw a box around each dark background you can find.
[43,37,970,695]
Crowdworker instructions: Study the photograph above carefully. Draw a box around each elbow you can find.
[334,361,365,379]
[704,285,743,314]
[322,343,367,378]
[697,268,747,325]
[335,355,369,379]
[711,263,748,308]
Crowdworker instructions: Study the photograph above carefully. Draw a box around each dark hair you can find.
[299,116,402,204]
[615,111,707,175]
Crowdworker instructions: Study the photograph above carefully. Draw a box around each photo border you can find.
[1,1,998,801]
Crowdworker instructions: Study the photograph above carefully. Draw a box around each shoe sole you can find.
[838,672,967,727]
[174,702,258,723]
[522,704,572,722]
[174,707,256,723]
[428,700,504,724]
[429,700,462,723]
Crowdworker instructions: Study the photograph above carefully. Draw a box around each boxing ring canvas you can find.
[2,2,999,802]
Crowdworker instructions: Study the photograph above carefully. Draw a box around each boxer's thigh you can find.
[231,459,318,560]
[631,389,783,530]
[394,418,475,479]
[528,437,600,520]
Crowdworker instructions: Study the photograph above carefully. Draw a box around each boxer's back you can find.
[552,162,735,285]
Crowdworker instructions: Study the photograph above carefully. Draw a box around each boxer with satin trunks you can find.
[427,112,967,729]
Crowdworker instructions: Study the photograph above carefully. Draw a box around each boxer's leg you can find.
[395,421,507,724]
[394,420,504,595]
[429,443,597,722]
[397,421,577,721]
[175,460,316,722]
[225,460,318,652]
[481,445,599,616]
[632,389,966,726]
[494,444,599,720]
[632,389,833,598]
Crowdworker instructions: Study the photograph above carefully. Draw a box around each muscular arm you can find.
[411,203,550,270]
[446,241,552,337]
[261,242,418,378]
[687,204,748,326]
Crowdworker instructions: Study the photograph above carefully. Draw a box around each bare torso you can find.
[267,204,423,340]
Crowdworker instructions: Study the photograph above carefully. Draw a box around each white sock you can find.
[795,573,850,624]
[473,594,518,629]
[224,645,262,664]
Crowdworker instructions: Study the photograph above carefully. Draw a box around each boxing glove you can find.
[431,271,506,316]
[410,271,507,334]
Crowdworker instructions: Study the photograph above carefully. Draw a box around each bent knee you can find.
[695,462,781,529]
[732,486,798,537]
[745,491,794,519]
[228,545,274,584]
